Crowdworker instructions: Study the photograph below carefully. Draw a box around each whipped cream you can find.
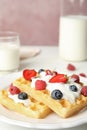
[31,74,52,87]
[47,82,81,103]
[31,71,82,103]
[8,93,31,107]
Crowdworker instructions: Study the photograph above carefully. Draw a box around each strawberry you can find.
[9,84,21,95]
[49,74,68,83]
[46,69,58,76]
[35,80,47,90]
[71,74,80,83]
[23,69,37,80]
[46,69,52,75]
[79,73,86,77]
[81,86,87,96]
[67,64,76,71]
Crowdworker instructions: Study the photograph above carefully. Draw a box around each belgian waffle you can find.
[1,68,87,118]
[0,87,52,118]
[13,69,87,118]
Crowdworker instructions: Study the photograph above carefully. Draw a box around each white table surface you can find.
[0,45,87,130]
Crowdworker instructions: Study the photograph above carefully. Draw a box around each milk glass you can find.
[0,31,20,74]
[59,0,87,61]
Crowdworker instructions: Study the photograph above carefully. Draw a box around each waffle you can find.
[13,70,87,118]
[0,87,52,119]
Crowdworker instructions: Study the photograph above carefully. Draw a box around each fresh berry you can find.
[46,70,58,76]
[69,85,78,92]
[81,86,87,96]
[9,84,21,95]
[79,73,86,77]
[49,74,68,83]
[46,69,52,75]
[71,74,80,83]
[35,80,46,90]
[38,69,45,74]
[67,64,76,71]
[18,92,28,100]
[51,89,63,100]
[23,69,37,80]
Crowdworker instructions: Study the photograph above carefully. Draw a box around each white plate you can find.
[0,72,87,129]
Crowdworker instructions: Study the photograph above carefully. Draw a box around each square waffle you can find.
[12,69,87,118]
[0,86,52,118]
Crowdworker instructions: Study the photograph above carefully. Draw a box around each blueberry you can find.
[69,85,78,92]
[51,89,63,100]
[18,92,28,100]
[38,69,45,74]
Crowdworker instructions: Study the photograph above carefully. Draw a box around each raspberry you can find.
[81,86,87,96]
[79,73,86,77]
[35,80,46,90]
[9,84,21,95]
[23,69,37,80]
[71,74,80,83]
[67,64,76,71]
[49,74,68,83]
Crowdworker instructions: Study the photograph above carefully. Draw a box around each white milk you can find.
[59,15,87,61]
[0,43,20,71]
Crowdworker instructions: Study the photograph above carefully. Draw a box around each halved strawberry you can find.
[79,73,86,77]
[46,69,58,76]
[49,74,68,83]
[71,74,80,83]
[46,69,52,75]
[67,64,76,71]
[23,69,37,80]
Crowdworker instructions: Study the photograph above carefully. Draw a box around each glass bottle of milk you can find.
[59,0,87,61]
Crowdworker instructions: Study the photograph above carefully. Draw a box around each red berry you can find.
[71,74,80,83]
[81,86,87,96]
[46,69,52,75]
[46,70,58,76]
[67,64,76,71]
[79,73,86,77]
[35,80,46,90]
[23,69,37,80]
[9,84,21,95]
[49,74,68,83]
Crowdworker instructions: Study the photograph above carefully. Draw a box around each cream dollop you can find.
[47,82,81,103]
[31,71,82,103]
[8,93,31,106]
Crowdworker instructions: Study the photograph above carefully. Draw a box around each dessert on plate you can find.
[0,68,87,118]
[12,69,87,118]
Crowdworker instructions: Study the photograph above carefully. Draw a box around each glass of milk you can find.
[59,0,87,61]
[0,31,20,74]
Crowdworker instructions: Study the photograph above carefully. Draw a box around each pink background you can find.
[0,0,87,46]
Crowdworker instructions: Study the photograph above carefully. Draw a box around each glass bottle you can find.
[59,0,87,61]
